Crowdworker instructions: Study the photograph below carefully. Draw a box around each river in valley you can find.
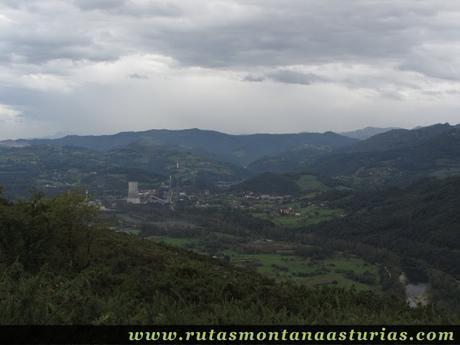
[399,273,430,308]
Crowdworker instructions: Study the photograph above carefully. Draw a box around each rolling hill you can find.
[3,124,460,194]
[231,172,301,195]
[342,123,455,153]
[310,124,460,186]
[231,172,331,195]
[0,143,248,198]
[341,127,398,140]
[248,145,334,174]
[249,123,460,185]
[0,128,357,166]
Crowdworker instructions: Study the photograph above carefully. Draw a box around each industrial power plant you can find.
[127,181,141,204]
[126,179,178,207]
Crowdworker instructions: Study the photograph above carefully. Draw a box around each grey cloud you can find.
[0,6,122,64]
[243,75,265,82]
[73,0,126,11]
[129,73,149,80]
[1,39,118,65]
[72,0,182,17]
[266,70,326,85]
[2,0,124,11]
[116,1,183,17]
[0,1,181,65]
[243,70,326,86]
[136,1,445,69]
[3,0,460,72]
[399,58,460,81]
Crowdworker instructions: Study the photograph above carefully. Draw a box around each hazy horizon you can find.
[3,122,460,142]
[1,1,460,139]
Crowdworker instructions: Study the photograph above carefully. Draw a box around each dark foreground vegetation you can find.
[0,189,456,324]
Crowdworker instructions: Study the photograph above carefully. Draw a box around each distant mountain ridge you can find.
[341,127,399,140]
[310,123,460,186]
[248,123,460,184]
[0,128,357,166]
[3,124,460,191]
[342,123,454,153]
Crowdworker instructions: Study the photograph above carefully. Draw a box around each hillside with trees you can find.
[309,177,460,312]
[0,188,455,324]
[231,173,301,195]
[0,143,247,199]
[249,124,460,186]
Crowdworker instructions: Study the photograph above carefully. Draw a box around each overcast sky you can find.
[1,0,460,139]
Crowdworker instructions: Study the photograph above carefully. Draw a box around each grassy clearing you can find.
[145,237,380,292]
[258,205,344,228]
[223,251,380,292]
[295,174,328,192]
[146,235,199,248]
[118,228,142,235]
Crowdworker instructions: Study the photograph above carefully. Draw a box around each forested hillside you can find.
[310,125,460,183]
[231,173,301,195]
[250,124,460,186]
[310,177,460,311]
[0,143,247,199]
[342,123,454,153]
[0,189,454,324]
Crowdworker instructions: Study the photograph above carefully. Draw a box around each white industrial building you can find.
[127,181,141,204]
